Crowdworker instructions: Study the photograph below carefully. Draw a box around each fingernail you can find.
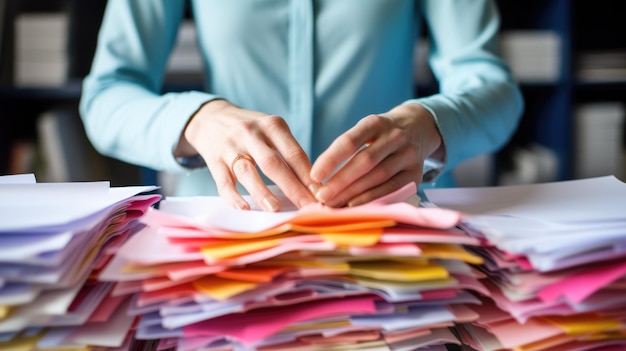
[308,183,321,195]
[347,200,360,207]
[235,201,249,210]
[315,187,329,204]
[262,196,280,212]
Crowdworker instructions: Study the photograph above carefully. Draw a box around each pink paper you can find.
[349,242,422,256]
[137,283,197,307]
[294,202,463,230]
[88,293,129,322]
[484,280,569,324]
[116,225,204,264]
[184,295,379,344]
[366,181,417,205]
[485,317,563,349]
[145,187,463,236]
[538,260,626,304]
[379,227,479,246]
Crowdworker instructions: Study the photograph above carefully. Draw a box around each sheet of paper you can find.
[538,260,626,304]
[0,231,74,263]
[348,260,449,282]
[183,295,379,345]
[424,175,626,223]
[0,173,36,184]
[155,185,461,235]
[484,317,564,349]
[65,297,135,347]
[0,182,158,232]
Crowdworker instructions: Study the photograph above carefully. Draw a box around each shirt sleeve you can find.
[408,0,524,177]
[79,0,219,173]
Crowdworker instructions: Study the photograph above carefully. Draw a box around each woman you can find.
[80,0,523,211]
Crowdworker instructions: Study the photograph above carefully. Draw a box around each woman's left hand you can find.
[310,103,444,207]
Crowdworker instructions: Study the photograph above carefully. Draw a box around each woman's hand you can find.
[310,103,444,207]
[175,99,318,211]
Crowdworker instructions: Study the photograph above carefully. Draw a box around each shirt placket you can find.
[288,0,314,155]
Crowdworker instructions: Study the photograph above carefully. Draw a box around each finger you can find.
[231,154,281,212]
[323,145,415,207]
[246,117,318,208]
[261,116,320,194]
[208,161,251,210]
[345,170,419,208]
[310,115,382,184]
[248,144,317,209]
[315,128,406,204]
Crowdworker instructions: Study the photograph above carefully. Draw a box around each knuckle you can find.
[282,147,309,164]
[402,145,420,163]
[361,114,385,127]
[257,153,284,171]
[260,115,288,129]
[235,162,256,177]
[390,127,409,142]
[235,120,258,137]
[359,151,378,169]
[371,165,392,183]
[340,133,362,151]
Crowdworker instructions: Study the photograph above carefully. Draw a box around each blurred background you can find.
[1,0,625,194]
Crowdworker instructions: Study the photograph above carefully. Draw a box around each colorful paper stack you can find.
[100,183,488,350]
[425,175,626,351]
[0,174,161,350]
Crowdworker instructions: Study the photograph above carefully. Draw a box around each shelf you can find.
[574,81,626,91]
[0,81,209,102]
[0,80,82,101]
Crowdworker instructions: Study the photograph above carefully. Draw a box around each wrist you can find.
[387,103,445,161]
[174,99,233,159]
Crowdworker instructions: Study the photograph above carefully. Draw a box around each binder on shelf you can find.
[14,12,68,86]
[576,50,626,83]
[499,30,561,83]
[574,102,625,180]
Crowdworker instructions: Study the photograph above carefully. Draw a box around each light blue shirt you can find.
[80,0,523,196]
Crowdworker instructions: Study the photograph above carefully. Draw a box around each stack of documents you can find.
[0,174,160,350]
[101,183,488,350]
[425,175,626,351]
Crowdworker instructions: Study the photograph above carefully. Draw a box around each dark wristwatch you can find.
[175,154,206,169]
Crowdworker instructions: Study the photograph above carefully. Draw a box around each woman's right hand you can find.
[174,99,319,212]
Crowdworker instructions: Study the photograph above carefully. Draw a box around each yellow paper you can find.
[262,259,350,271]
[348,260,449,282]
[0,305,11,320]
[207,219,395,239]
[579,329,626,340]
[514,333,573,351]
[121,262,163,274]
[282,318,352,331]
[418,243,484,264]
[0,332,41,351]
[541,313,622,335]
[319,228,383,247]
[192,275,258,300]
[290,219,396,233]
[201,237,280,261]
[355,275,458,291]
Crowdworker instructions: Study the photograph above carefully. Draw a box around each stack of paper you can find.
[425,176,626,351]
[0,174,160,350]
[100,183,487,350]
